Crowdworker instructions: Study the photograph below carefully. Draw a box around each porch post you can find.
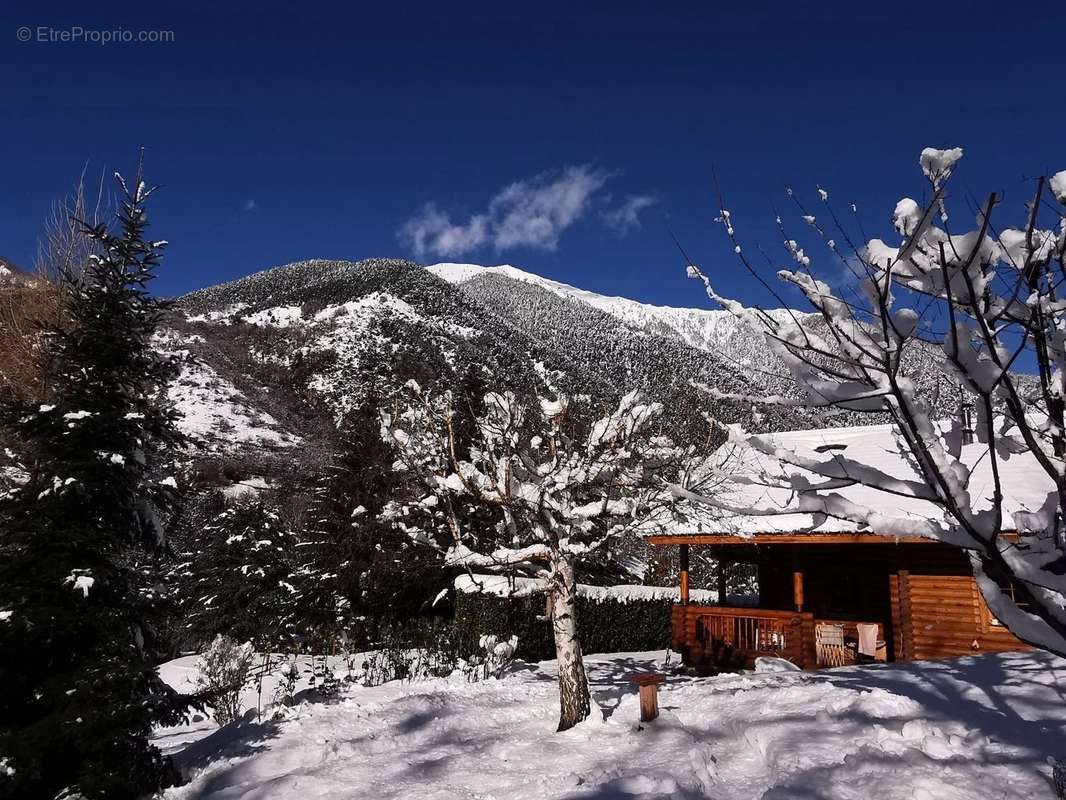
[792,570,805,612]
[716,563,727,605]
[679,544,690,605]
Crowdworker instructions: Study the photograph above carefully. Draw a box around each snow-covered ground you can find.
[157,649,1066,799]
[154,653,358,760]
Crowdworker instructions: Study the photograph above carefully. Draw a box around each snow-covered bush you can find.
[359,621,466,686]
[354,623,517,685]
[361,648,441,686]
[307,654,341,697]
[274,660,299,706]
[460,634,519,681]
[196,635,255,725]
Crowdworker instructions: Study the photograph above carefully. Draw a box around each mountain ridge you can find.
[168,258,963,464]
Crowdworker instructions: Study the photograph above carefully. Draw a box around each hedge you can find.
[453,591,673,662]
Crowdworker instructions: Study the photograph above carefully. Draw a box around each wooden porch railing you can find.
[672,605,816,669]
[672,605,888,670]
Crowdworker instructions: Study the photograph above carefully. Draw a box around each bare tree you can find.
[381,379,681,730]
[35,166,110,283]
[0,170,110,405]
[680,147,1066,656]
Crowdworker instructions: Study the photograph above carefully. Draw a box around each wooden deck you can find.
[671,604,886,670]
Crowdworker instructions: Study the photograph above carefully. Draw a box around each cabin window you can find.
[982,569,1031,629]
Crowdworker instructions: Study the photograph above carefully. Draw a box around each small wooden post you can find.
[631,674,665,722]
[679,544,690,605]
[792,570,805,612]
[716,563,728,605]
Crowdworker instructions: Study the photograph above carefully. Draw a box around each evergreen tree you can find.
[178,500,303,649]
[301,400,450,646]
[172,399,450,658]
[0,166,192,799]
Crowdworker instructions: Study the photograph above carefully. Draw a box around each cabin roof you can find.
[645,422,1055,545]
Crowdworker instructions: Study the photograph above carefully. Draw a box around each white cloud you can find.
[243,199,258,212]
[489,166,608,251]
[399,166,609,259]
[398,204,489,258]
[601,194,657,236]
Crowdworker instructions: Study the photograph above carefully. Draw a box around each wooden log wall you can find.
[893,572,1029,660]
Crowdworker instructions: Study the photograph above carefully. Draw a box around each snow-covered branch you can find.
[683,148,1066,657]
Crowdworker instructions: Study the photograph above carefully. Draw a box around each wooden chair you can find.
[815,623,854,667]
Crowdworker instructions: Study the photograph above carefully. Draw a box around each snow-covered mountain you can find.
[429,262,797,356]
[165,258,793,469]
[165,258,962,474]
[428,262,804,381]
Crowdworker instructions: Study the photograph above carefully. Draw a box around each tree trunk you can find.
[550,554,591,731]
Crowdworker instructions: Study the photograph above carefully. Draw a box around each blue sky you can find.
[2,2,1064,309]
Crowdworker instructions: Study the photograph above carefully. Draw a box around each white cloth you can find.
[856,623,879,656]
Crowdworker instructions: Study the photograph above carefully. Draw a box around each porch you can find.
[666,539,892,670]
[670,604,887,670]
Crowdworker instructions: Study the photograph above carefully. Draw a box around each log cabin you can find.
[649,423,1052,670]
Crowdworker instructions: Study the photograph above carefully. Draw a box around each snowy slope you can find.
[159,648,1066,800]
[160,256,974,490]
[428,261,803,358]
[429,261,966,430]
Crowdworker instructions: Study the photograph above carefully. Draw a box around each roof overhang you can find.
[646,532,941,546]
[645,531,1019,546]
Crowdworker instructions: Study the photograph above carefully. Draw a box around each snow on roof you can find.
[650,422,1056,539]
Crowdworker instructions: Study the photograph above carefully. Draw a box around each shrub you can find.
[273,660,299,706]
[460,634,519,681]
[196,635,255,725]
[356,619,519,686]
[359,619,471,686]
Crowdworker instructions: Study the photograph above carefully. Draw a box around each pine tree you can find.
[0,165,192,799]
[299,400,450,647]
[179,500,303,649]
